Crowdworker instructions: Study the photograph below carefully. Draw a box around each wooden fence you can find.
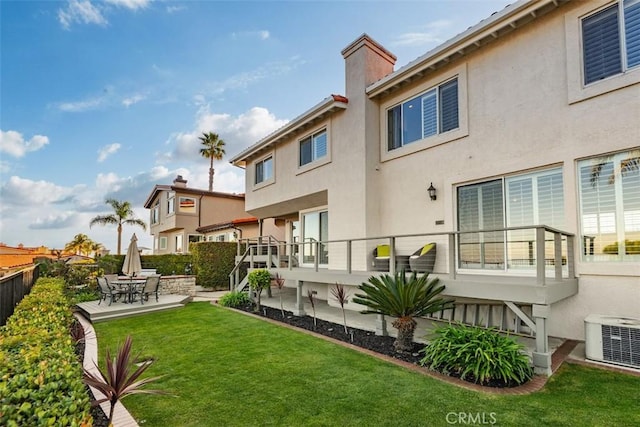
[0,265,40,326]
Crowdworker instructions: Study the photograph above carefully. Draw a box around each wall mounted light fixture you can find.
[428,182,437,201]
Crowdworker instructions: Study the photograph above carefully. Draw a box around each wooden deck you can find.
[76,294,191,322]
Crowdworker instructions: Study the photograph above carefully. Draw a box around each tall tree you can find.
[199,132,226,191]
[65,233,93,256]
[90,199,147,255]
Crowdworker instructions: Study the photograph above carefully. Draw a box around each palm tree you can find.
[90,199,147,255]
[65,233,93,255]
[199,132,226,191]
[353,271,454,353]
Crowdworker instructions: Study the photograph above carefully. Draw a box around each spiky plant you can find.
[330,283,350,334]
[307,289,317,328]
[274,273,286,318]
[83,335,167,425]
[353,270,454,353]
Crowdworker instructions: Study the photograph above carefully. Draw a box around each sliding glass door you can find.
[301,210,328,266]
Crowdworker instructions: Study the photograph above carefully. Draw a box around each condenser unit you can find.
[585,314,640,369]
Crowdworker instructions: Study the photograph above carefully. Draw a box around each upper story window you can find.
[578,150,640,261]
[582,0,640,85]
[167,192,175,215]
[179,197,196,213]
[387,78,458,151]
[151,203,159,224]
[255,156,273,185]
[299,129,327,166]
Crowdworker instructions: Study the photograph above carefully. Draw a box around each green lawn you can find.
[93,302,640,427]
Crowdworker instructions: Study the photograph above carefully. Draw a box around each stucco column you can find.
[375,314,388,336]
[292,280,306,316]
[532,304,552,376]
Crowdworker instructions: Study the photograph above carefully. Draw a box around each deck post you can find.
[554,232,562,280]
[532,304,552,376]
[448,233,456,279]
[375,314,388,336]
[346,240,352,274]
[292,280,306,316]
[389,237,396,275]
[536,227,546,285]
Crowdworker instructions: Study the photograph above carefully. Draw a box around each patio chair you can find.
[372,245,410,272]
[96,276,125,306]
[131,275,161,305]
[409,243,437,273]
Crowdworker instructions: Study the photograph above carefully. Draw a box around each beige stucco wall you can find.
[240,1,640,339]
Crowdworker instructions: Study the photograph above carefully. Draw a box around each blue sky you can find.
[1,0,509,253]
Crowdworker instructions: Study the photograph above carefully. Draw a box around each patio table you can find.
[113,278,146,303]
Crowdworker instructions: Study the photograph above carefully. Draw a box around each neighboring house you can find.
[231,0,640,375]
[196,217,285,243]
[0,243,71,274]
[143,175,249,254]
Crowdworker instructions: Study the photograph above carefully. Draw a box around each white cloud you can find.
[97,143,121,162]
[166,5,185,14]
[208,56,305,95]
[57,96,104,112]
[105,0,151,10]
[58,0,108,30]
[160,106,288,164]
[392,20,453,47]
[122,93,146,107]
[0,130,49,158]
[232,30,270,40]
[0,176,73,205]
[30,212,79,230]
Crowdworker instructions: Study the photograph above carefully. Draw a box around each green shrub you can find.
[219,291,251,308]
[0,278,92,426]
[190,242,243,289]
[419,323,532,386]
[247,269,272,311]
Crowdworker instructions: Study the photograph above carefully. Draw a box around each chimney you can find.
[341,34,396,100]
[173,175,188,188]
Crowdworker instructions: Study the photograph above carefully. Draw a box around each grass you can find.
[93,302,640,427]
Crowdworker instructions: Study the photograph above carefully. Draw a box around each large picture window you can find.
[300,130,327,166]
[457,169,565,270]
[255,156,273,185]
[387,78,458,150]
[578,151,640,261]
[582,0,640,85]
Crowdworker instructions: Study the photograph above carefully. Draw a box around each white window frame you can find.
[179,196,197,214]
[253,152,275,189]
[299,207,329,267]
[299,129,328,166]
[577,150,640,262]
[381,64,468,162]
[175,234,183,253]
[297,126,331,174]
[159,236,167,250]
[151,203,159,224]
[167,192,175,215]
[566,0,640,103]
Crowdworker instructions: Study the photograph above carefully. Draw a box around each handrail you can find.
[229,246,251,290]
[233,225,575,284]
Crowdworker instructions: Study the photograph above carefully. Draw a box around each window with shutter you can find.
[387,77,459,151]
[582,0,640,85]
[579,151,640,260]
[299,129,327,167]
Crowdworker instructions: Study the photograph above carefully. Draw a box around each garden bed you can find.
[237,304,525,388]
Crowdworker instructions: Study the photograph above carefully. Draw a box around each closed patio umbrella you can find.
[122,233,142,277]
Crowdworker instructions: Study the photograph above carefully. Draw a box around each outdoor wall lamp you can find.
[427,182,437,201]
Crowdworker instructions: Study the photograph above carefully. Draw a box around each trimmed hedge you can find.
[97,254,194,276]
[0,278,92,426]
[191,242,245,289]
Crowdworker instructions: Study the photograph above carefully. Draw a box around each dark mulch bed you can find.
[237,304,525,388]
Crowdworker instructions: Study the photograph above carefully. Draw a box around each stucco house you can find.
[230,0,640,374]
[196,217,285,243]
[143,175,249,254]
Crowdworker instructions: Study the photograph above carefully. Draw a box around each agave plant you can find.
[274,273,286,318]
[353,270,454,353]
[307,289,317,329]
[83,335,167,425]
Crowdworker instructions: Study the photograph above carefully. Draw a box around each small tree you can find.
[247,269,271,312]
[274,273,286,318]
[83,335,167,425]
[353,270,454,353]
[330,283,350,334]
[307,289,317,329]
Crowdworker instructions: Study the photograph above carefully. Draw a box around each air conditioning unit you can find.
[585,314,640,368]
